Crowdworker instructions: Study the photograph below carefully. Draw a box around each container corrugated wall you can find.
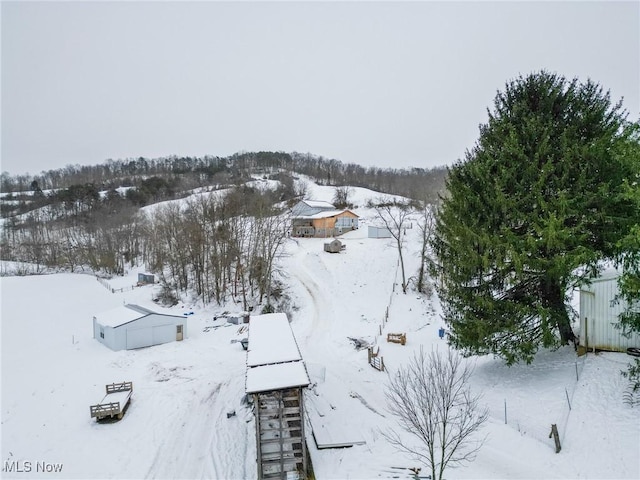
[579,275,640,352]
[368,226,392,238]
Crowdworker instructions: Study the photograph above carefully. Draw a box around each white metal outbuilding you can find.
[93,304,187,351]
[579,268,640,352]
[368,225,392,238]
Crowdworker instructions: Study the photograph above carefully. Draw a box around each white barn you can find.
[93,304,187,351]
[579,268,640,352]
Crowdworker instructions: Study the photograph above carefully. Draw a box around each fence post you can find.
[575,362,579,381]
[585,317,589,354]
[549,424,561,453]
[565,388,572,411]
[504,399,507,424]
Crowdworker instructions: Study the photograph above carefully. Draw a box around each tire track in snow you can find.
[144,382,225,479]
[206,376,255,480]
[297,268,322,335]
[287,251,334,342]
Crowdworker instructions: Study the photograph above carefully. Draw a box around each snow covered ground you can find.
[1,181,639,479]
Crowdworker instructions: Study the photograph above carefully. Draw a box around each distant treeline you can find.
[0,151,447,308]
[1,151,448,204]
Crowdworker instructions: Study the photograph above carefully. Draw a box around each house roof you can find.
[301,209,359,220]
[301,200,335,209]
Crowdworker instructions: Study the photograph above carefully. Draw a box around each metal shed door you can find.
[152,324,175,345]
[126,327,153,349]
[126,325,176,349]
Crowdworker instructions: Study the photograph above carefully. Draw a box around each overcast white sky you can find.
[2,1,638,176]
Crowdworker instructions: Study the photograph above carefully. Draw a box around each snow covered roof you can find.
[94,304,179,328]
[246,313,302,367]
[245,361,310,394]
[578,266,622,291]
[301,209,358,220]
[302,200,335,209]
[245,313,310,393]
[588,267,622,283]
[94,304,147,328]
[126,304,156,315]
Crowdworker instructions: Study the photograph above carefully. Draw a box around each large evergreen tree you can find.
[615,130,640,335]
[615,143,640,390]
[431,71,640,364]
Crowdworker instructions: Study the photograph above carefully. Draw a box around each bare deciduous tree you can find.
[384,348,488,480]
[375,199,411,293]
[332,185,353,209]
[416,203,436,296]
[293,179,308,200]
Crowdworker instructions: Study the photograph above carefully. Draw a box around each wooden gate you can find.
[368,347,385,372]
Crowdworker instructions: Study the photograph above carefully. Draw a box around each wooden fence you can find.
[368,257,401,372]
[368,346,385,372]
[96,276,136,294]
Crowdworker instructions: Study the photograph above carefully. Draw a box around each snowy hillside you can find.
[1,181,638,479]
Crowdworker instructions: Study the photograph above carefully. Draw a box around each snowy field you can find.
[1,182,639,479]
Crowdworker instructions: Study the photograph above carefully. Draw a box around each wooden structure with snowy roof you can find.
[245,313,310,480]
